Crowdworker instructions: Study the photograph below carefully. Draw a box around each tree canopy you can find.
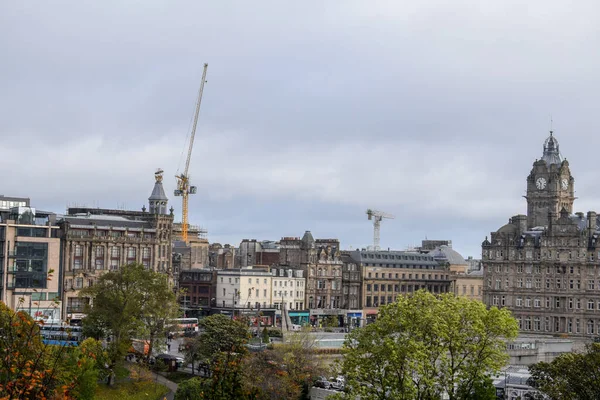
[0,302,106,399]
[179,314,252,400]
[335,290,518,400]
[80,263,178,384]
[528,343,600,400]
[242,329,326,399]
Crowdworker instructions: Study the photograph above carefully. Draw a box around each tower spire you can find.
[149,168,169,214]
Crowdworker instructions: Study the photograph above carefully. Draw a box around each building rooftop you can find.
[60,213,151,229]
[428,245,468,266]
[349,249,439,267]
[541,132,562,167]
[217,268,273,276]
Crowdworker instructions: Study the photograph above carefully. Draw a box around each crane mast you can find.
[366,209,395,250]
[175,63,208,243]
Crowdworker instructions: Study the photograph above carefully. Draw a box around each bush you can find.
[174,377,205,400]
[267,328,283,338]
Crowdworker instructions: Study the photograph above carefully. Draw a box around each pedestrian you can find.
[167,343,171,352]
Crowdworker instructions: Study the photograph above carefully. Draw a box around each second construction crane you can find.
[366,209,395,251]
[175,63,208,243]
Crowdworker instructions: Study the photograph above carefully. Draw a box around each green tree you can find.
[60,338,109,400]
[335,291,518,400]
[0,302,104,399]
[139,276,180,362]
[179,314,252,399]
[174,377,204,400]
[242,328,326,399]
[528,343,600,400]
[261,327,270,344]
[80,263,177,385]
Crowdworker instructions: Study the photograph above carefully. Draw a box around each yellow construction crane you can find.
[175,63,208,243]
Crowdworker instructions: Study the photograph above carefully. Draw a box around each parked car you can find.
[329,376,345,391]
[154,353,180,371]
[314,377,331,389]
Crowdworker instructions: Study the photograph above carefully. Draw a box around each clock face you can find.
[536,177,547,190]
[561,179,569,190]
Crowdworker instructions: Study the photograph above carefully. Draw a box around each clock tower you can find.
[525,132,575,229]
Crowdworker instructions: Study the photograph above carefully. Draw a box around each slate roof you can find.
[60,214,151,229]
[541,132,562,166]
[149,180,168,201]
[428,245,468,266]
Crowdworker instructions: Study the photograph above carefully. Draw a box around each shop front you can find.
[309,308,345,328]
[345,312,363,329]
[364,309,379,325]
[288,310,310,326]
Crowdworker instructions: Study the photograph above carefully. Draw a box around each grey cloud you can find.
[2,0,600,260]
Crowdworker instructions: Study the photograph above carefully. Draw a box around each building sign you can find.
[310,309,344,316]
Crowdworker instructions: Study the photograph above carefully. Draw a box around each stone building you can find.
[172,223,209,272]
[208,243,236,269]
[483,132,600,338]
[341,253,362,310]
[58,170,173,323]
[271,266,305,311]
[0,205,61,321]
[179,269,216,317]
[278,232,344,325]
[215,267,276,326]
[341,253,363,328]
[349,249,453,323]
[237,239,280,268]
[429,245,483,301]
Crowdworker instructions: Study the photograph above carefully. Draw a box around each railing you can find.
[508,349,538,356]
[8,264,46,273]
[6,250,47,259]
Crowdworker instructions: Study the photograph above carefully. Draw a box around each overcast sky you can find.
[2,1,600,258]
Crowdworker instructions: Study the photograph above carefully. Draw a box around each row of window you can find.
[491,264,600,275]
[364,264,440,269]
[274,280,304,287]
[273,302,304,310]
[361,253,433,261]
[460,285,482,296]
[488,250,600,261]
[273,290,304,298]
[70,230,154,239]
[66,277,93,289]
[309,268,341,277]
[308,295,341,309]
[222,288,270,298]
[316,280,341,290]
[365,285,449,306]
[74,245,153,260]
[368,271,448,280]
[517,315,599,335]
[489,277,600,290]
[219,276,271,285]
[493,295,600,311]
[72,259,152,270]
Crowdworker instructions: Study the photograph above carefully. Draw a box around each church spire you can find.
[148,169,168,215]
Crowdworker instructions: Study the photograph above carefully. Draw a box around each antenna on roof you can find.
[549,113,553,134]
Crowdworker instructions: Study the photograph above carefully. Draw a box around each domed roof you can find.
[497,222,517,235]
[429,245,468,266]
[541,132,562,166]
